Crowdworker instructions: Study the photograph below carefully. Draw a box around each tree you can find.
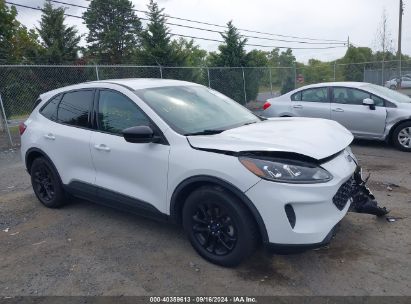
[0,1,18,63]
[340,46,373,81]
[139,0,174,66]
[84,0,142,64]
[208,21,253,103]
[37,0,81,64]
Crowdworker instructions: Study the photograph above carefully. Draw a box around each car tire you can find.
[392,121,411,152]
[182,185,259,267]
[30,157,68,208]
[390,85,397,90]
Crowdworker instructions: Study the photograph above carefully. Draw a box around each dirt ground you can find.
[0,140,410,296]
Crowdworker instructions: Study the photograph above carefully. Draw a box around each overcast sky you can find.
[10,0,411,63]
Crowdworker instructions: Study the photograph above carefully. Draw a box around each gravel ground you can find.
[0,141,410,296]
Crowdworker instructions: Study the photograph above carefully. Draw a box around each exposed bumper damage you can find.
[350,167,389,217]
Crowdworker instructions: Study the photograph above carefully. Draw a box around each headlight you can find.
[239,157,333,184]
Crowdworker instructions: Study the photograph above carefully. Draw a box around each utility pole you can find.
[398,0,404,78]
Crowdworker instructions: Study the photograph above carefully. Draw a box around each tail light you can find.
[19,122,27,135]
[263,101,271,110]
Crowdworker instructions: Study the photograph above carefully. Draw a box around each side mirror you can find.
[122,125,160,143]
[363,98,375,110]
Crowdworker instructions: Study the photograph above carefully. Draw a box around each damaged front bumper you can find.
[349,167,389,217]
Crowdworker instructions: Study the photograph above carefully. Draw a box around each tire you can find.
[182,185,259,267]
[30,157,68,208]
[392,121,411,152]
[390,85,397,90]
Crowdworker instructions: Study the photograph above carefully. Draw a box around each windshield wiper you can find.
[184,129,225,136]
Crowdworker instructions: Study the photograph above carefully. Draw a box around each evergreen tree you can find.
[37,0,81,64]
[84,0,142,64]
[0,1,18,63]
[208,21,252,104]
[140,0,175,66]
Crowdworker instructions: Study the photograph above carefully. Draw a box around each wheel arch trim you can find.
[25,148,63,182]
[170,175,269,243]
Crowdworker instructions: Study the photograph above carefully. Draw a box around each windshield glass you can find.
[364,84,411,103]
[135,86,260,135]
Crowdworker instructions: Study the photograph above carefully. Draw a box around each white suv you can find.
[21,79,361,266]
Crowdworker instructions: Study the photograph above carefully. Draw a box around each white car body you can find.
[21,79,358,264]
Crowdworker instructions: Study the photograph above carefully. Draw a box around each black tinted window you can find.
[98,90,150,135]
[301,88,328,103]
[40,95,61,121]
[57,90,93,127]
[371,94,385,107]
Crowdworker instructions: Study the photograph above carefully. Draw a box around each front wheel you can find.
[392,122,411,152]
[182,186,258,267]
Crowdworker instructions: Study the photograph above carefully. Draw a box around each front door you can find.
[330,87,387,138]
[90,89,170,213]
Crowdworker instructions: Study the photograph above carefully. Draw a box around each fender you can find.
[170,175,269,243]
[25,147,62,181]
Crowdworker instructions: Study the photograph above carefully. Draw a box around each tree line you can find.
[1,0,410,103]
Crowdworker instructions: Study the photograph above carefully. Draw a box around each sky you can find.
[8,0,411,63]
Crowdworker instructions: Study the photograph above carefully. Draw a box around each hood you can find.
[187,117,354,160]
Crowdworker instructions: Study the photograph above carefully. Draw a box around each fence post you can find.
[159,66,163,79]
[0,93,13,147]
[207,67,211,88]
[269,68,273,96]
[95,65,100,80]
[381,61,384,85]
[241,67,247,105]
[333,62,337,81]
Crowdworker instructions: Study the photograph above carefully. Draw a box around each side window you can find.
[333,87,369,105]
[40,95,61,121]
[57,90,94,128]
[98,90,150,135]
[291,92,301,101]
[371,95,385,107]
[301,88,328,103]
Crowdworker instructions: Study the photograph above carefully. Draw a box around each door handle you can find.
[332,108,344,112]
[44,133,55,140]
[293,105,303,109]
[94,144,111,152]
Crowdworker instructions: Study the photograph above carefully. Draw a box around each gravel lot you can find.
[0,141,410,296]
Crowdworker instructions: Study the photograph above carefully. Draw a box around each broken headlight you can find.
[239,157,333,184]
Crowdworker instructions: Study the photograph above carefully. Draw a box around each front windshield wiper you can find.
[184,129,225,136]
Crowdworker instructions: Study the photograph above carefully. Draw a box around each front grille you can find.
[333,177,355,210]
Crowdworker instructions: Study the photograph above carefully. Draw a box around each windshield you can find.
[364,84,411,103]
[135,86,260,135]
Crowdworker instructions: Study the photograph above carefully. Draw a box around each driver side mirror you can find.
[363,98,375,110]
[122,125,161,143]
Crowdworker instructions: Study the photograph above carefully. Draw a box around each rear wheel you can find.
[30,157,68,208]
[182,186,258,267]
[392,121,411,152]
[390,85,397,90]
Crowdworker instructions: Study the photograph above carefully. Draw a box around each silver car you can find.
[263,82,411,151]
[385,76,411,89]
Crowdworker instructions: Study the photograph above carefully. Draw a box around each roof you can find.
[89,78,201,90]
[299,81,370,89]
[39,78,201,100]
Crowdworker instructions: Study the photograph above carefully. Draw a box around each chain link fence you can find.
[1,60,411,149]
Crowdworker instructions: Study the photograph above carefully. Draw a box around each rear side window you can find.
[57,90,94,128]
[40,95,61,121]
[291,92,301,101]
[301,88,328,103]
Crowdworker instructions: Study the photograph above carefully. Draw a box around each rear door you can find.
[38,89,95,187]
[330,87,387,138]
[291,87,331,119]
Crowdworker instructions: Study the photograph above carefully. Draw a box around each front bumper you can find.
[245,149,357,245]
